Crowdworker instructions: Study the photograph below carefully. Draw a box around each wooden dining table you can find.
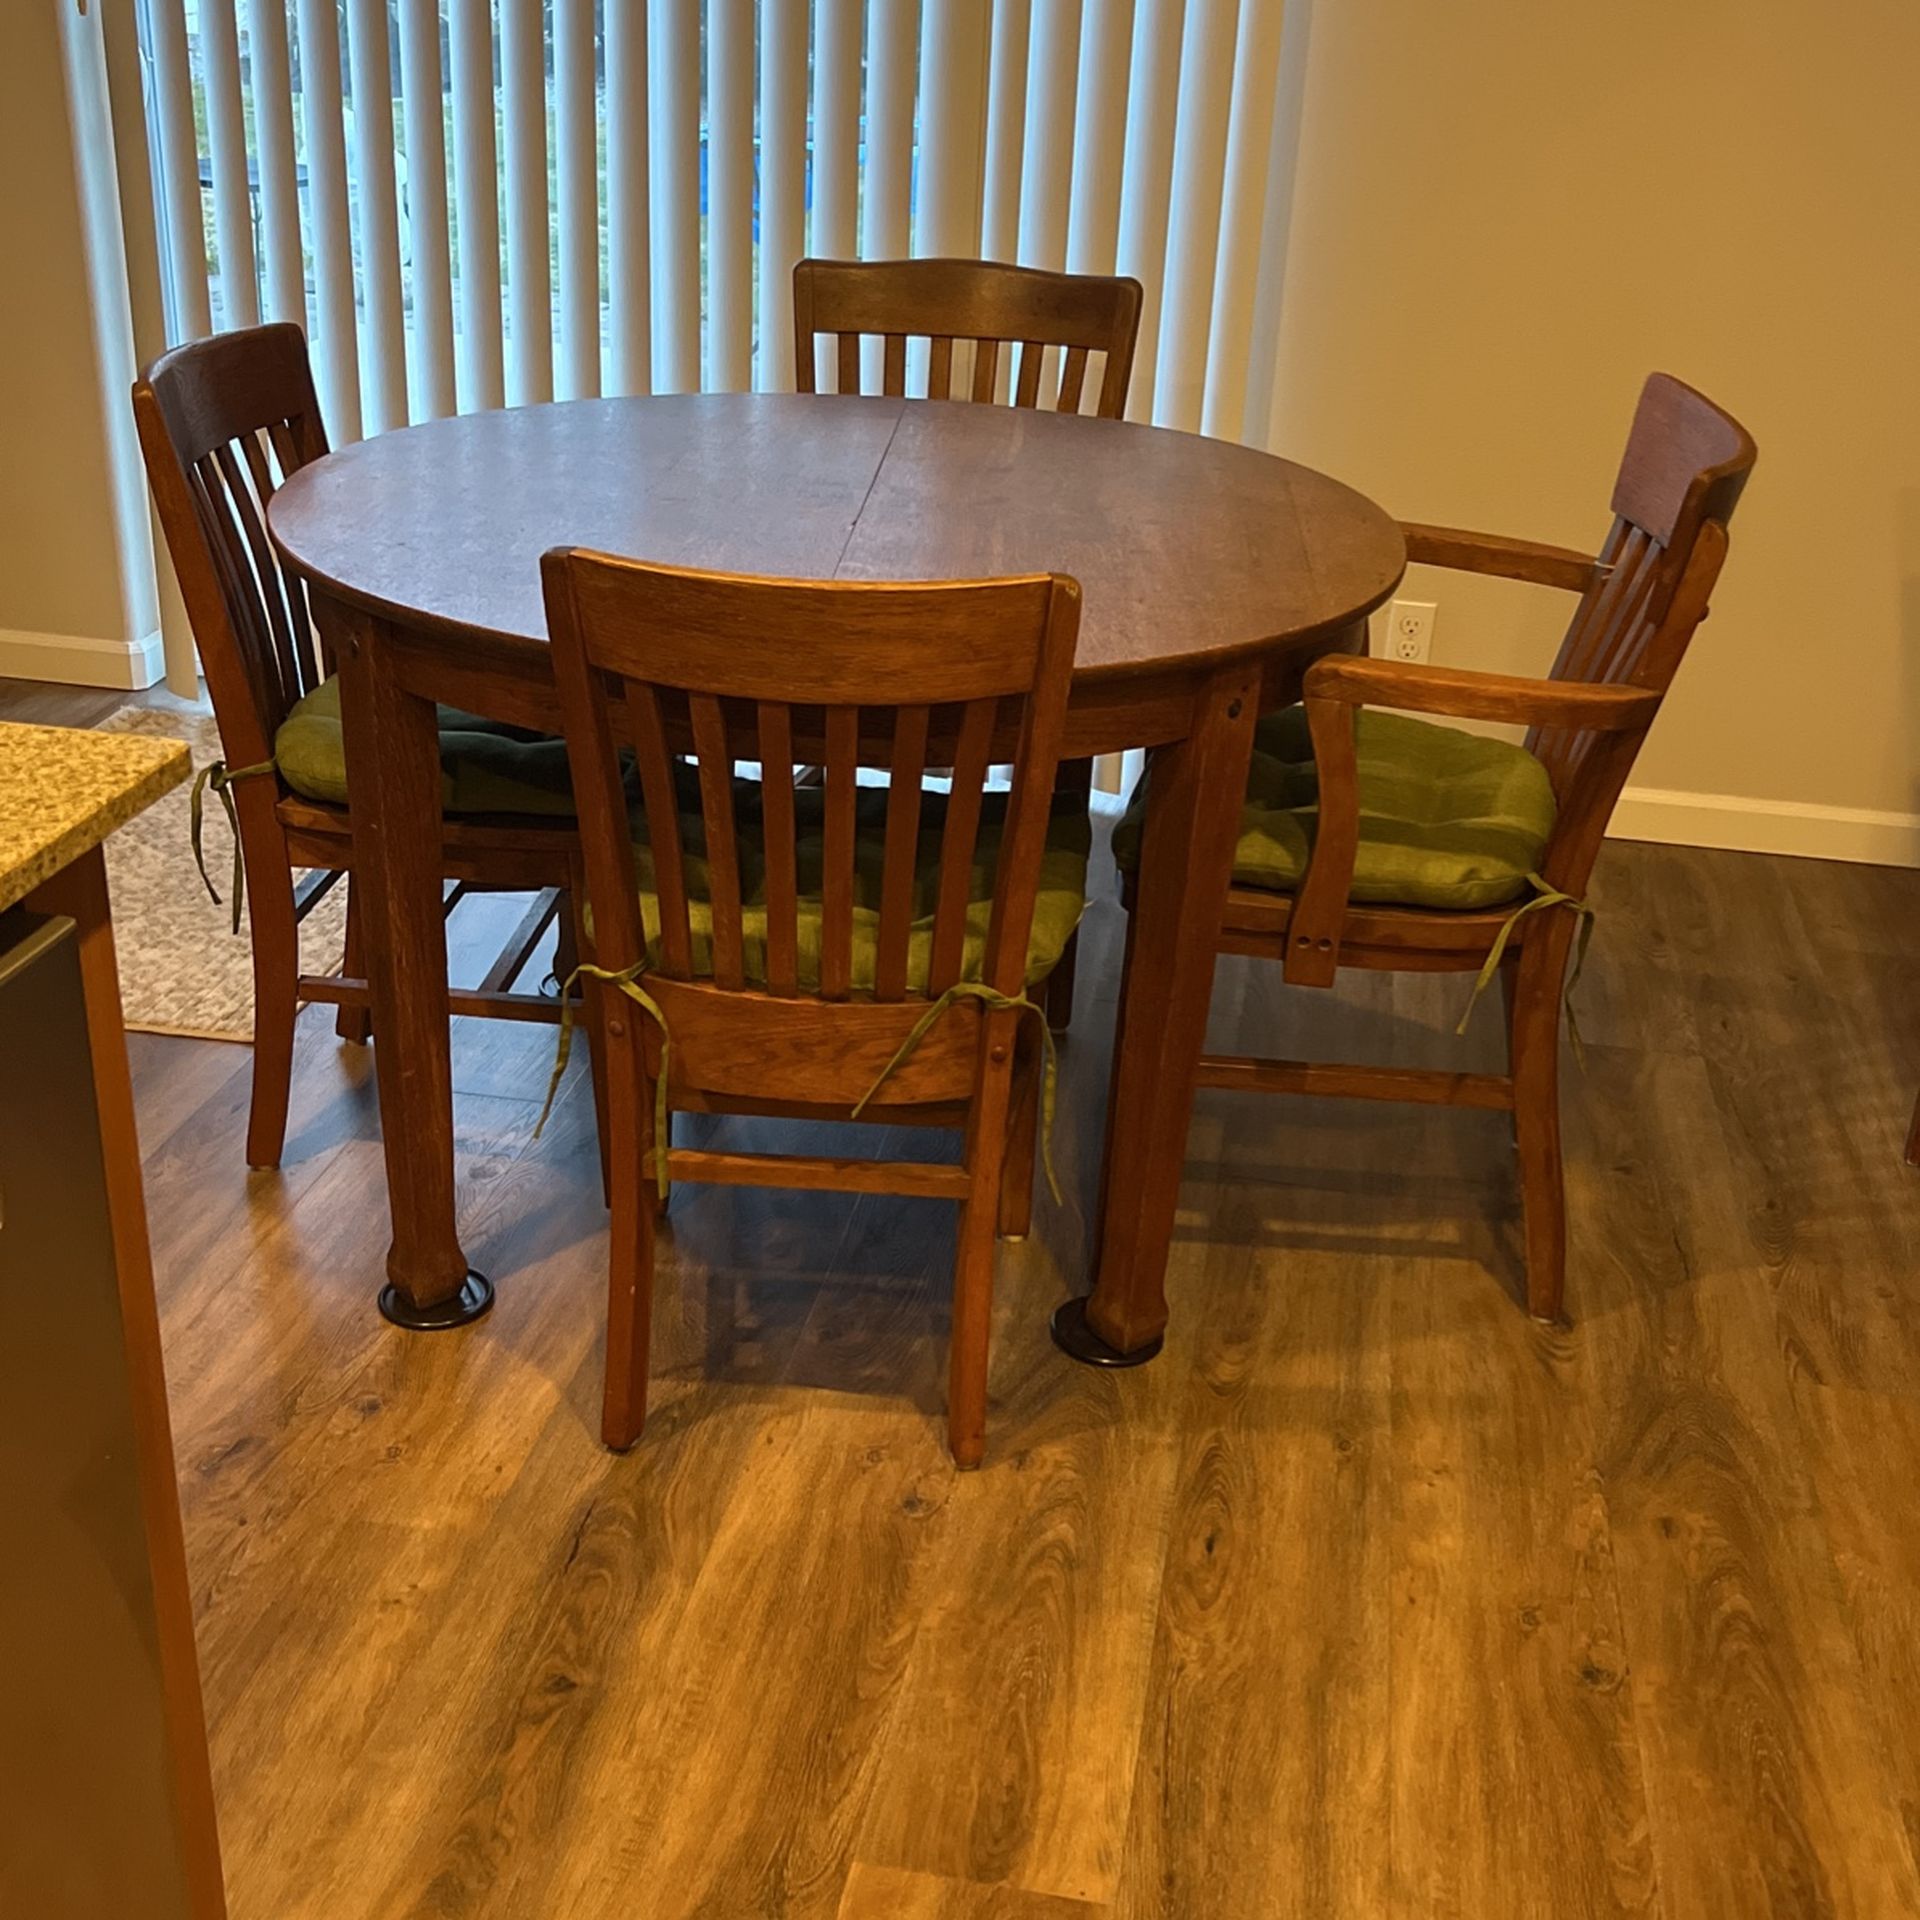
[267,391,1404,1367]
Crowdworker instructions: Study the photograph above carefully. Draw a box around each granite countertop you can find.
[0,722,193,913]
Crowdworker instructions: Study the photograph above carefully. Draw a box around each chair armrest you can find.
[1279,657,1657,989]
[1304,655,1662,734]
[1399,523,1603,594]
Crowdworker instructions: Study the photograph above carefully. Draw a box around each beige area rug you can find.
[96,705,348,1041]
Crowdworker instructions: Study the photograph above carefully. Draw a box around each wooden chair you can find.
[792,255,1142,1031]
[1121,373,1756,1319]
[791,255,1143,416]
[134,323,583,1175]
[542,549,1084,1465]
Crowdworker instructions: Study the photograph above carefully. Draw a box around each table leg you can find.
[1052,661,1260,1366]
[333,606,493,1328]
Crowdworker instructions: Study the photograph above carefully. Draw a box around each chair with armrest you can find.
[542,549,1086,1465]
[793,255,1144,1033]
[134,323,586,1178]
[1112,372,1756,1317]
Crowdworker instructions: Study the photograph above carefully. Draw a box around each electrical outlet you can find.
[1388,598,1436,664]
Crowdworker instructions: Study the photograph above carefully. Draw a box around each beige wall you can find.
[1270,0,1920,854]
[0,0,156,684]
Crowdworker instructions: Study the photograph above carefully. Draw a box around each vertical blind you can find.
[129,0,1297,459]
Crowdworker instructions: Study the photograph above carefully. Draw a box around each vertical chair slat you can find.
[1542,517,1628,697]
[186,469,267,728]
[211,444,303,704]
[626,679,696,977]
[875,703,930,999]
[1582,525,1649,656]
[837,332,861,395]
[285,572,321,689]
[1057,345,1089,413]
[790,258,818,392]
[688,692,745,990]
[1014,342,1044,408]
[981,581,1078,992]
[1580,529,1659,683]
[238,433,318,692]
[971,339,1000,404]
[928,697,998,993]
[208,443,273,595]
[192,455,281,723]
[882,333,908,397]
[189,458,249,600]
[787,259,1145,422]
[820,703,859,998]
[208,444,272,590]
[1600,532,1667,680]
[1096,343,1132,418]
[1533,522,1637,790]
[182,463,243,639]
[237,430,277,502]
[1611,594,1669,690]
[927,335,954,400]
[264,418,304,481]
[255,421,322,682]
[758,701,800,995]
[1560,521,1644,685]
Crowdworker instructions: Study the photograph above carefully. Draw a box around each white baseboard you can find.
[0,625,166,691]
[1612,785,1920,869]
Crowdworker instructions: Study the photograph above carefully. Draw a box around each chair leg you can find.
[1044,932,1079,1034]
[245,861,301,1170]
[997,1029,1039,1239]
[582,983,615,1212]
[565,884,614,1209]
[600,1030,658,1451]
[949,1187,1001,1471]
[1044,758,1095,1035]
[335,877,372,1044]
[950,1013,1018,1469]
[1498,952,1521,1150]
[1509,930,1571,1320]
[553,890,580,986]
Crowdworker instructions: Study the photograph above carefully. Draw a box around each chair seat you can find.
[622,778,1090,992]
[1113,704,1557,912]
[273,676,577,817]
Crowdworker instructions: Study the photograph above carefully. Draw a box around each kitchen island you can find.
[0,720,225,1920]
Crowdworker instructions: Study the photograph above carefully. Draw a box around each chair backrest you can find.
[792,257,1143,417]
[542,554,1082,1027]
[133,323,331,771]
[1533,372,1756,885]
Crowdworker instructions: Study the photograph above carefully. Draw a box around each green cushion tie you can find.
[189,757,277,936]
[535,961,675,1198]
[1455,871,1597,1063]
[538,970,1061,1205]
[851,982,1061,1204]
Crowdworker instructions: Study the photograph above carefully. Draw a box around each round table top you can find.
[268,392,1405,682]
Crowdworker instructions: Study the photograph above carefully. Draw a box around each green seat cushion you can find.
[273,676,576,817]
[622,776,1090,992]
[1113,705,1556,912]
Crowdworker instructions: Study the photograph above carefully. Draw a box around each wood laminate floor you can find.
[12,682,1920,1916]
